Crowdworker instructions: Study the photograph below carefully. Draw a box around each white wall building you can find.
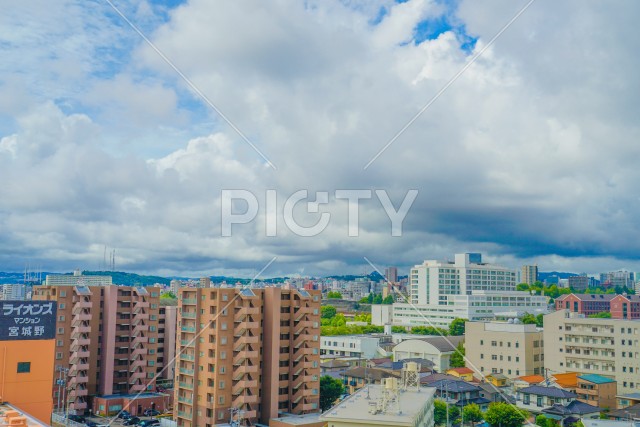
[0,284,27,300]
[374,291,548,328]
[321,334,391,359]
[410,253,516,305]
[393,336,464,372]
[45,270,112,286]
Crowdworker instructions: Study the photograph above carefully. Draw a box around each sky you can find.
[1,0,639,278]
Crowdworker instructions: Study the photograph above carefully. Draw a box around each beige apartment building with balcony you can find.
[544,309,640,395]
[174,287,321,427]
[465,321,544,378]
[33,283,176,413]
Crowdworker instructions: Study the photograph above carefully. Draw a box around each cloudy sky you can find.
[1,0,639,278]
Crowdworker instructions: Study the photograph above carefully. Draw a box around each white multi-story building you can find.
[375,291,548,328]
[321,334,392,359]
[0,284,27,300]
[45,269,112,286]
[410,253,516,305]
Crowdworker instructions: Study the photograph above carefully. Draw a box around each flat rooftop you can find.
[0,402,49,427]
[321,384,435,426]
[270,413,323,425]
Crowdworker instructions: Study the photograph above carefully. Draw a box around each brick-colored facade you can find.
[555,293,640,319]
[174,287,321,427]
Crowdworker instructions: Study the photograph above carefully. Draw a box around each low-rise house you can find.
[513,375,545,391]
[420,373,460,386]
[447,367,475,381]
[583,419,640,427]
[616,394,640,410]
[516,385,578,414]
[321,359,352,373]
[608,403,640,421]
[485,373,508,387]
[477,381,513,403]
[551,372,580,392]
[577,374,617,410]
[425,379,490,410]
[541,400,601,425]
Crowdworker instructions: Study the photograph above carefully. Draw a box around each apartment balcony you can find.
[232,393,259,407]
[300,402,317,412]
[279,380,289,389]
[234,306,260,321]
[181,353,195,361]
[131,347,147,358]
[179,382,194,390]
[182,298,197,305]
[130,359,146,372]
[301,360,315,370]
[73,325,91,334]
[181,311,197,319]
[294,306,313,321]
[294,347,314,360]
[232,379,258,395]
[74,388,88,397]
[132,323,149,335]
[279,393,290,403]
[72,299,92,311]
[178,396,193,405]
[132,313,150,325]
[177,411,192,419]
[131,335,149,346]
[294,321,314,335]
[71,312,92,326]
[292,387,306,403]
[234,364,258,376]
[234,334,259,350]
[293,333,311,348]
[70,401,88,411]
[70,338,90,351]
[234,322,260,336]
[179,367,195,375]
[292,375,304,390]
[129,371,146,383]
[129,383,146,393]
[180,339,195,347]
[233,351,259,366]
[133,301,150,313]
[181,325,196,333]
[74,375,89,384]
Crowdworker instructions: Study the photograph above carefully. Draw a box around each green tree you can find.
[450,341,466,368]
[391,326,407,333]
[535,313,544,327]
[327,291,342,299]
[367,293,374,304]
[382,295,395,304]
[434,400,460,426]
[373,294,383,304]
[412,326,448,336]
[588,312,612,318]
[330,313,346,327]
[521,312,537,324]
[321,305,337,319]
[319,375,345,411]
[516,283,530,291]
[449,318,466,336]
[161,291,177,299]
[484,402,528,427]
[462,404,484,426]
[359,296,370,303]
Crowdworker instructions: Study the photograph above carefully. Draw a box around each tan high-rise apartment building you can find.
[544,309,640,395]
[465,321,544,378]
[174,287,321,427]
[33,283,177,413]
[521,265,538,285]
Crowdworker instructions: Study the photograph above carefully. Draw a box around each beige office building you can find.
[465,321,544,378]
[174,287,321,427]
[521,265,538,285]
[544,310,640,395]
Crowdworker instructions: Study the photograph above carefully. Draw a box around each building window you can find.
[17,362,30,373]
[56,353,63,360]
[59,303,65,309]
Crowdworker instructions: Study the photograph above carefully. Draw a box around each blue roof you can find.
[579,374,616,384]
[519,385,577,399]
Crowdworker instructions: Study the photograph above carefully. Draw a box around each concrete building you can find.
[45,270,112,287]
[568,275,590,291]
[0,284,27,300]
[393,336,464,372]
[170,280,182,295]
[465,321,544,378]
[320,334,392,360]
[32,284,173,413]
[544,309,640,395]
[0,301,56,423]
[385,267,398,283]
[521,265,539,285]
[601,271,635,288]
[409,253,516,306]
[321,377,435,427]
[174,287,321,427]
[554,294,640,320]
[577,374,617,410]
[382,291,548,329]
[1,404,51,427]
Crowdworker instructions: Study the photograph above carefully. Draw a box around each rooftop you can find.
[516,375,546,384]
[609,403,640,420]
[578,374,616,385]
[270,413,324,426]
[321,384,436,426]
[413,335,464,352]
[582,420,640,427]
[542,401,601,416]
[552,372,579,388]
[426,379,480,393]
[343,367,400,382]
[448,367,475,375]
[519,385,577,399]
[0,403,49,427]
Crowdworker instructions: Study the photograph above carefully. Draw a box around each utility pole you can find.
[445,381,449,427]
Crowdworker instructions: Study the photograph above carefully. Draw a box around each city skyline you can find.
[1,1,640,278]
